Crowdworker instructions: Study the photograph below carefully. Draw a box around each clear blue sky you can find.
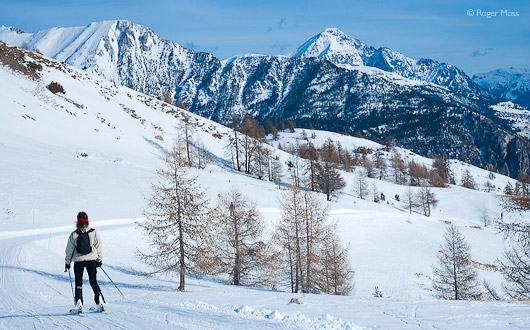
[0,0,528,75]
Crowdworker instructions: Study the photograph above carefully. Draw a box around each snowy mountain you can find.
[1,21,529,180]
[1,41,529,329]
[292,28,486,96]
[473,67,530,109]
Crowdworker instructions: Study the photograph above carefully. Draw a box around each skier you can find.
[65,211,104,313]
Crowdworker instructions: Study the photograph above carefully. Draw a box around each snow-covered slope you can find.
[1,44,529,329]
[489,101,530,139]
[473,67,530,109]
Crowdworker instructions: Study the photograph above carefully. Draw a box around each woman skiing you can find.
[65,211,104,313]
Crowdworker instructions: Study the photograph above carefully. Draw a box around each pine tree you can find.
[432,224,479,300]
[138,142,210,291]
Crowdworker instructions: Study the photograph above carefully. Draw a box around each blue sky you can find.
[0,0,528,75]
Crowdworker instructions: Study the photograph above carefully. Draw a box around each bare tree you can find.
[225,116,243,171]
[301,190,331,293]
[362,157,375,178]
[276,183,353,295]
[286,142,302,188]
[318,226,354,295]
[402,187,418,214]
[276,182,306,293]
[299,142,319,191]
[432,154,450,183]
[416,185,438,217]
[372,181,379,203]
[391,152,406,185]
[498,221,530,300]
[160,89,173,104]
[432,224,479,300]
[372,150,387,180]
[483,180,496,193]
[270,153,284,189]
[177,114,196,167]
[206,188,271,286]
[138,142,210,291]
[502,175,530,212]
[460,169,477,190]
[353,168,369,200]
[409,160,428,186]
[316,139,345,201]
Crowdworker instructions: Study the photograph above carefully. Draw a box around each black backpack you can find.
[76,228,95,255]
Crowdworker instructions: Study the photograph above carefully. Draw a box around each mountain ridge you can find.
[1,21,528,178]
[473,67,530,109]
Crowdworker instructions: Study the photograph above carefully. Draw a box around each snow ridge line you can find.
[179,300,367,330]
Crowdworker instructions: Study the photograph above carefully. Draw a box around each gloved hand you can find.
[96,260,102,268]
[65,263,70,272]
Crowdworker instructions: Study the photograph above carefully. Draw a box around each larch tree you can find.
[299,142,319,192]
[391,152,406,185]
[416,185,438,217]
[206,188,271,286]
[498,221,530,300]
[432,224,479,300]
[276,182,306,293]
[269,153,284,189]
[318,226,354,295]
[460,169,477,190]
[275,182,354,295]
[353,168,370,200]
[315,138,345,201]
[138,141,210,291]
[402,187,418,214]
[301,189,330,293]
[372,150,387,180]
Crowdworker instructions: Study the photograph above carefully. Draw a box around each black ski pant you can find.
[74,260,101,304]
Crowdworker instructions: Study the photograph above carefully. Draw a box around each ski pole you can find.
[67,269,75,306]
[100,266,125,298]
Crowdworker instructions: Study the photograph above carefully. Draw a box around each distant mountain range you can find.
[1,21,529,178]
[473,67,530,109]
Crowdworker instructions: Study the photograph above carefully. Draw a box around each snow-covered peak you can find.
[0,20,201,94]
[292,27,368,66]
[473,67,530,108]
[292,28,482,95]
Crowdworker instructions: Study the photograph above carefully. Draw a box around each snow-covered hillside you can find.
[490,101,530,139]
[1,44,529,329]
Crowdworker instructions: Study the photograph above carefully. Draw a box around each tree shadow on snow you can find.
[0,265,189,292]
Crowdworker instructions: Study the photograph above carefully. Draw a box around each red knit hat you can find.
[77,211,88,223]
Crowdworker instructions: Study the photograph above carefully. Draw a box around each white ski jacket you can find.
[65,226,103,264]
